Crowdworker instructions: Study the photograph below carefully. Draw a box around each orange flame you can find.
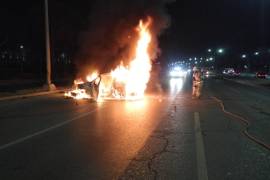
[111,18,152,99]
[65,18,153,101]
[86,71,98,82]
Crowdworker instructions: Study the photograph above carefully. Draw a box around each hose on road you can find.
[212,96,270,151]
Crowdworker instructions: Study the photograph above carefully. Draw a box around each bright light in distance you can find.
[170,78,184,94]
[173,66,181,71]
[169,66,187,77]
[218,48,224,53]
[254,52,259,56]
[208,49,212,52]
[169,70,187,77]
[242,54,246,58]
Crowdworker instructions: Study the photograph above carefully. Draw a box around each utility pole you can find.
[44,0,56,90]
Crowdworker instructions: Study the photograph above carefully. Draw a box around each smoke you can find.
[75,0,176,78]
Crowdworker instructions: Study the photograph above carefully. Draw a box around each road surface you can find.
[0,76,269,180]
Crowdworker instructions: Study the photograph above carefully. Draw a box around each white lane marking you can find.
[194,112,209,180]
[0,108,99,151]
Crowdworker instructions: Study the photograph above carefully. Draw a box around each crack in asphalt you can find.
[129,130,175,180]
[128,111,178,180]
[147,130,177,179]
[122,100,182,179]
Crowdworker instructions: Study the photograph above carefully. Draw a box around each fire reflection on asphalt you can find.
[170,78,184,94]
[125,99,147,113]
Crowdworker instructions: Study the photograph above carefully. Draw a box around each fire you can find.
[86,71,98,82]
[65,18,153,101]
[129,19,152,97]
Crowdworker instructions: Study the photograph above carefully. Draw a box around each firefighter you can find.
[192,67,202,99]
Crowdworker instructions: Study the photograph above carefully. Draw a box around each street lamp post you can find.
[241,54,250,72]
[216,48,225,69]
[44,0,55,91]
[20,45,25,73]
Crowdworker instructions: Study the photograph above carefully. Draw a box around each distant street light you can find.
[208,49,212,52]
[254,52,259,56]
[217,48,224,54]
[241,54,247,58]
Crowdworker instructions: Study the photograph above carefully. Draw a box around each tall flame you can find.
[65,18,153,100]
[111,18,152,99]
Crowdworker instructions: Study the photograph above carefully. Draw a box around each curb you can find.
[0,89,67,101]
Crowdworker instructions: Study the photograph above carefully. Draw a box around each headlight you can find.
[169,70,187,77]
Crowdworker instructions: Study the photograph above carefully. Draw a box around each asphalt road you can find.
[0,76,269,180]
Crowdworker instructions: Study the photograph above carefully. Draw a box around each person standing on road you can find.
[192,67,203,99]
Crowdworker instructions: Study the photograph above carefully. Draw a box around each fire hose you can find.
[212,96,270,151]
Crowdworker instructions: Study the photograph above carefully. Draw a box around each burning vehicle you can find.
[65,18,153,101]
[65,72,136,101]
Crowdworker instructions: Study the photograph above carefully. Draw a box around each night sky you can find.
[163,0,270,57]
[0,0,269,60]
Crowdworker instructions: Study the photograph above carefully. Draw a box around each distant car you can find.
[222,68,240,77]
[256,71,267,79]
[223,68,235,75]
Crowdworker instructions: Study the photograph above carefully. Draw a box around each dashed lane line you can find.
[194,112,209,180]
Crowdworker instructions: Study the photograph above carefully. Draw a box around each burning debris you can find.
[65,18,152,101]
